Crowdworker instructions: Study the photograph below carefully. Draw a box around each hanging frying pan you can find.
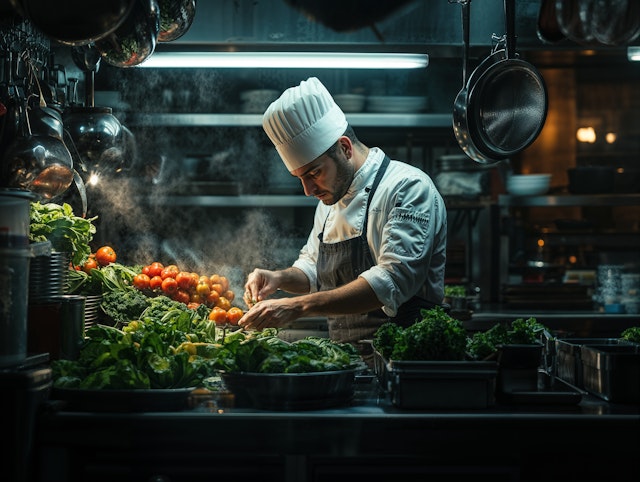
[452,0,503,164]
[460,0,548,163]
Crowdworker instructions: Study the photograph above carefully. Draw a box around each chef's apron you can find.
[316,155,442,365]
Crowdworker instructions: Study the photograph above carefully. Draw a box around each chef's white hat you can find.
[262,77,348,172]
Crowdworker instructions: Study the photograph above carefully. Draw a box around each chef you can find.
[240,77,447,363]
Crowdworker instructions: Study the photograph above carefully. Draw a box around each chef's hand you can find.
[243,268,279,308]
[238,297,303,331]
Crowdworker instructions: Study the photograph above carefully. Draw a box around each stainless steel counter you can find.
[33,377,640,482]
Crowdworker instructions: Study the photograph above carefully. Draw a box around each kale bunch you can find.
[620,326,640,344]
[467,317,548,360]
[373,307,468,361]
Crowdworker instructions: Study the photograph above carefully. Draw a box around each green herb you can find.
[467,317,548,360]
[29,201,97,266]
[620,326,640,344]
[444,285,466,297]
[373,307,468,361]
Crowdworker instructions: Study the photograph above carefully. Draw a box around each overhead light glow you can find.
[628,46,640,61]
[137,52,429,69]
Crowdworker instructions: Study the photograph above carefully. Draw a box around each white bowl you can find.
[506,174,551,196]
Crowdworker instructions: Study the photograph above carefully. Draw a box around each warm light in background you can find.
[605,132,617,144]
[537,239,545,248]
[576,127,596,143]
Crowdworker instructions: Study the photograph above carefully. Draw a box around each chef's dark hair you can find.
[325,125,359,161]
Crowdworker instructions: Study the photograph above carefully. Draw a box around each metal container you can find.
[581,344,640,403]
[0,247,32,367]
[555,338,630,388]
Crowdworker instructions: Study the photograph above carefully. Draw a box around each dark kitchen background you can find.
[1,0,639,309]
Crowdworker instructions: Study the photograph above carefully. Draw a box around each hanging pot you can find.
[555,0,597,45]
[94,0,160,68]
[63,106,125,174]
[537,0,565,44]
[16,0,135,46]
[461,0,548,162]
[1,99,74,199]
[590,0,640,46]
[158,0,197,42]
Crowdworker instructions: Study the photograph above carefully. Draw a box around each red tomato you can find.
[161,277,178,294]
[173,289,190,305]
[147,262,164,278]
[133,273,150,290]
[149,275,163,290]
[175,271,192,290]
[226,307,244,326]
[161,264,179,280]
[82,257,98,273]
[187,302,201,310]
[95,246,117,267]
[141,265,151,276]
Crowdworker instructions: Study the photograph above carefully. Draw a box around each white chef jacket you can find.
[292,147,447,317]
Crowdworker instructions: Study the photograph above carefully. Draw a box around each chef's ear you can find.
[338,135,353,158]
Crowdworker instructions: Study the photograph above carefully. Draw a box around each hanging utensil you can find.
[16,0,135,46]
[1,97,74,199]
[463,0,548,162]
[590,0,640,46]
[537,0,565,43]
[158,0,197,42]
[94,0,160,68]
[555,0,596,45]
[452,0,502,164]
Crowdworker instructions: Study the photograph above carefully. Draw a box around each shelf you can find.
[142,194,318,207]
[498,193,640,207]
[127,112,453,128]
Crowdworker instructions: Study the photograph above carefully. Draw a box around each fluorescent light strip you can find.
[138,52,429,69]
[628,46,640,61]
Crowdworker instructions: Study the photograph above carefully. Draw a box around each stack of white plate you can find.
[29,251,71,303]
[506,174,551,196]
[367,95,428,113]
[240,89,280,113]
[333,94,366,113]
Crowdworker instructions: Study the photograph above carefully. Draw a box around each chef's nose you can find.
[300,177,316,196]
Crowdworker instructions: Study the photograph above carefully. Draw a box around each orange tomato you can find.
[223,290,235,302]
[95,246,117,267]
[149,275,163,291]
[133,273,150,290]
[198,275,211,286]
[187,302,201,310]
[226,307,244,326]
[208,306,227,325]
[196,281,211,297]
[219,276,229,292]
[209,274,221,285]
[205,290,220,307]
[211,283,224,295]
[216,296,231,311]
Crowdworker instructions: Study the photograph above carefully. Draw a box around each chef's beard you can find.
[322,151,355,205]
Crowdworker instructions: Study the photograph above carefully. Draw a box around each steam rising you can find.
[57,67,311,297]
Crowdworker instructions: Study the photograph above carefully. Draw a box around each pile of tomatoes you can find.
[133,262,244,325]
[76,246,117,273]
